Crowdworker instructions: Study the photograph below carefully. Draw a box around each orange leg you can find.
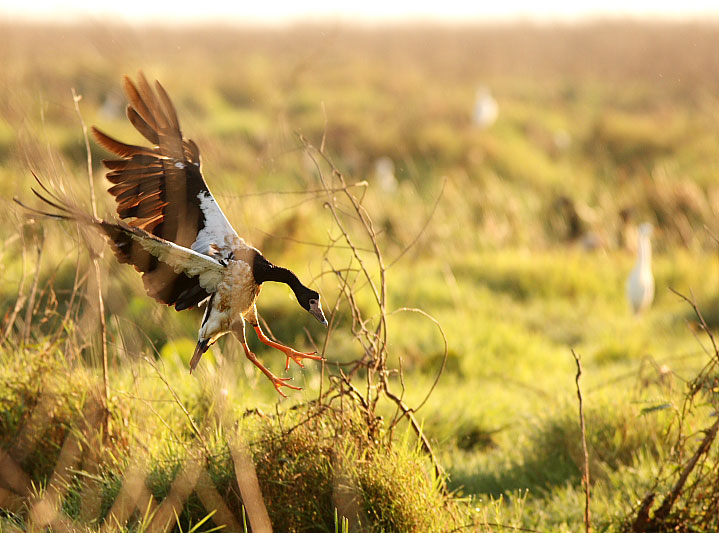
[253,325,324,371]
[239,339,301,398]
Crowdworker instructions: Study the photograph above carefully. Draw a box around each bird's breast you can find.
[216,260,261,317]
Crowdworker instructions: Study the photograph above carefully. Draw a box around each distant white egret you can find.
[473,85,498,129]
[99,91,124,119]
[373,156,397,192]
[626,222,655,314]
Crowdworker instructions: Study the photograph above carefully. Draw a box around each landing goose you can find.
[23,73,327,396]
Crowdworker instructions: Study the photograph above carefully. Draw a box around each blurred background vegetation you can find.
[1,20,719,531]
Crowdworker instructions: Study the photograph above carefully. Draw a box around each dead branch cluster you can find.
[297,136,450,488]
[628,292,719,532]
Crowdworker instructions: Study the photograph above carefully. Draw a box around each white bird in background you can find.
[473,85,499,129]
[373,156,397,193]
[626,222,655,314]
[99,91,124,120]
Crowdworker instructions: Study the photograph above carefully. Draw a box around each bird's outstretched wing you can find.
[92,72,239,261]
[17,177,225,310]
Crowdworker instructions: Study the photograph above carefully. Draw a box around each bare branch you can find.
[72,88,110,413]
[571,349,591,533]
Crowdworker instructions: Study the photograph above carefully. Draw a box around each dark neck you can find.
[253,254,304,294]
[268,266,302,290]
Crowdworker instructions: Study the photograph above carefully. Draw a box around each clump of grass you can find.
[0,342,461,531]
[354,443,454,532]
[251,407,456,532]
[0,341,91,481]
[624,296,719,532]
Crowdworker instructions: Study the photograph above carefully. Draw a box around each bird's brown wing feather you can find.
[91,73,241,309]
[92,72,237,256]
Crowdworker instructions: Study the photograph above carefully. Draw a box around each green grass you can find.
[0,343,463,532]
[2,19,719,532]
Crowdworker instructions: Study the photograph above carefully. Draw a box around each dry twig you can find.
[572,349,591,533]
[72,88,110,412]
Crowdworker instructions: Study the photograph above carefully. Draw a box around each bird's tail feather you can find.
[14,172,95,225]
[189,338,210,373]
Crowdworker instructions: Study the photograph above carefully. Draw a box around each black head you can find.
[295,286,328,327]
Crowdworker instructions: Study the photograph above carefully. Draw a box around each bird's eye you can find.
[309,299,317,305]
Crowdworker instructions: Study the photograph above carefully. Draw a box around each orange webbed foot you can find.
[282,348,325,371]
[241,344,304,398]
[269,375,302,398]
[252,325,325,371]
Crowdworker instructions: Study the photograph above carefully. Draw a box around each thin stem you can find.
[72,88,110,411]
[22,232,44,345]
[1,240,28,344]
[572,349,591,533]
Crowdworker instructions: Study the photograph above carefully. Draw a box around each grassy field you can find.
[1,20,719,532]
